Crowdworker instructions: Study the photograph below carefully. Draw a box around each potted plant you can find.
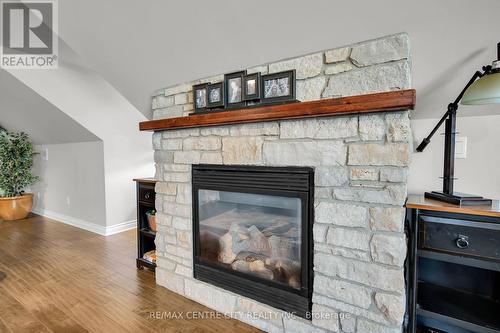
[145,209,157,232]
[0,131,38,221]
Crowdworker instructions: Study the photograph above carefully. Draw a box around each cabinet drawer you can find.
[419,215,500,262]
[138,185,155,204]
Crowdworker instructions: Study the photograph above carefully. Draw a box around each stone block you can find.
[235,298,284,329]
[370,234,406,266]
[269,52,323,79]
[164,163,191,172]
[153,105,184,120]
[183,137,221,151]
[350,33,409,67]
[200,126,230,136]
[314,253,405,293]
[152,95,174,109]
[348,143,410,167]
[340,315,356,333]
[156,268,185,295]
[369,207,405,232]
[156,257,176,271]
[333,184,407,206]
[166,245,191,259]
[175,184,191,204]
[326,227,371,251]
[311,304,339,332]
[222,137,263,165]
[380,167,408,183]
[313,294,389,326]
[315,202,368,227]
[176,230,192,248]
[163,202,191,218]
[330,247,371,262]
[229,122,279,136]
[324,62,355,75]
[154,151,174,163]
[357,318,401,333]
[315,274,372,309]
[322,60,410,98]
[172,216,191,231]
[283,315,327,333]
[315,167,349,186]
[297,76,327,102]
[315,188,331,199]
[263,141,346,166]
[359,114,386,141]
[350,168,379,181]
[174,264,192,278]
[164,83,192,96]
[156,182,177,195]
[386,112,411,142]
[153,132,162,150]
[163,172,190,183]
[162,138,183,151]
[162,128,200,139]
[156,212,172,226]
[184,280,237,314]
[200,152,223,164]
[313,224,329,243]
[174,151,201,164]
[247,65,268,74]
[325,47,350,63]
[280,117,358,140]
[174,93,188,105]
[375,292,406,325]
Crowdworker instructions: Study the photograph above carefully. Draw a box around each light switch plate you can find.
[455,137,467,159]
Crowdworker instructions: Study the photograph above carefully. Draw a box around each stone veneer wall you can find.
[151,33,412,333]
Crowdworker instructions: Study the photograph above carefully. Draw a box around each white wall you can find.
[32,141,107,228]
[409,115,500,200]
[9,42,155,231]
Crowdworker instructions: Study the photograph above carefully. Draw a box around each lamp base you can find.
[424,191,492,206]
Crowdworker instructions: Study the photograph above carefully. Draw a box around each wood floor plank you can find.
[0,215,261,333]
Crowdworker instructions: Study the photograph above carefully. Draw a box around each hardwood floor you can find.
[0,215,261,333]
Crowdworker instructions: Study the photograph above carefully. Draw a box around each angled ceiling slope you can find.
[0,70,100,144]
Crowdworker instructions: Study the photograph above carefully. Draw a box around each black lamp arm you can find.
[416,67,491,152]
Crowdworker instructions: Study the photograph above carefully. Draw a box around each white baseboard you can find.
[32,209,136,236]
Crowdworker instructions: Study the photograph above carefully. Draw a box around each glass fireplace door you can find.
[198,189,303,289]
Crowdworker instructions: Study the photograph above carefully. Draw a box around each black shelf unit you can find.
[134,178,157,270]
[406,207,500,333]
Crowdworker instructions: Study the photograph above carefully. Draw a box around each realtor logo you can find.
[1,0,58,69]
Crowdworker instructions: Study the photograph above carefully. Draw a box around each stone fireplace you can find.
[193,165,314,316]
[151,33,412,333]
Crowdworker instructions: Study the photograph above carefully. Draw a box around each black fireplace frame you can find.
[192,164,314,318]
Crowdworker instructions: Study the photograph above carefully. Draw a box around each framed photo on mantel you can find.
[261,69,296,104]
[243,72,261,102]
[193,83,209,112]
[207,82,225,109]
[224,70,247,109]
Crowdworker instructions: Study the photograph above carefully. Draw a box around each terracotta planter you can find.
[0,194,33,221]
[147,213,157,232]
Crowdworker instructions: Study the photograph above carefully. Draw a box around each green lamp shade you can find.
[461,71,500,105]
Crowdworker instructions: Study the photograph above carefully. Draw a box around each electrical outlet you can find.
[66,196,71,206]
[43,148,49,161]
[455,137,467,159]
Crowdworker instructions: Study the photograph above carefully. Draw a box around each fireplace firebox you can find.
[192,165,314,317]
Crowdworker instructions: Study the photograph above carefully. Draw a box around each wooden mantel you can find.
[139,89,416,132]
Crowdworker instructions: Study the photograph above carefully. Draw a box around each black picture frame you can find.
[224,70,247,109]
[243,73,261,101]
[261,70,296,104]
[193,83,209,112]
[207,82,225,109]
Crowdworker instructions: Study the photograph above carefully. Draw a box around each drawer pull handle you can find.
[456,235,469,249]
[145,193,151,199]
